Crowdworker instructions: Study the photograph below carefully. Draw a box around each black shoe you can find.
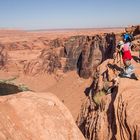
[130,73,139,80]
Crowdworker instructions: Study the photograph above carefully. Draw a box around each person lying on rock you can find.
[116,41,139,80]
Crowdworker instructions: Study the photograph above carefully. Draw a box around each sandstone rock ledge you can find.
[0,91,85,140]
[77,75,140,140]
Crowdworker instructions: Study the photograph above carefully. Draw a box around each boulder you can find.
[0,91,85,140]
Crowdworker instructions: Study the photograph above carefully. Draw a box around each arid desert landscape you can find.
[0,25,140,140]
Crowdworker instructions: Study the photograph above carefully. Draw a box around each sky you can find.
[0,0,140,29]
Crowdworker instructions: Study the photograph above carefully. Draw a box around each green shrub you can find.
[93,91,105,105]
[18,84,30,91]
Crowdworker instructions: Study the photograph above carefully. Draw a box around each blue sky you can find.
[0,0,140,29]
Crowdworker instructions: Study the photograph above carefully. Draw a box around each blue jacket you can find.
[123,33,133,42]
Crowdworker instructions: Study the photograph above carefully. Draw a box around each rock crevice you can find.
[77,60,140,140]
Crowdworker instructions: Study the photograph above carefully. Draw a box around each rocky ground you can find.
[0,28,124,119]
[77,54,140,140]
[0,91,85,140]
[0,26,140,140]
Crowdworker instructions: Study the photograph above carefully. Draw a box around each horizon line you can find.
[0,26,126,31]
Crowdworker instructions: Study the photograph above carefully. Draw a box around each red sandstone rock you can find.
[77,58,140,140]
[0,91,85,140]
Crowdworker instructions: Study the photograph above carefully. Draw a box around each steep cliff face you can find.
[0,31,120,77]
[24,33,116,78]
[115,85,140,139]
[76,59,140,140]
[24,48,62,75]
[126,25,140,52]
[0,91,85,140]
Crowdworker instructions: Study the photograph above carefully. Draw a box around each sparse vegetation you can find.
[93,91,106,105]
[0,76,17,84]
[18,84,30,91]
[0,77,30,95]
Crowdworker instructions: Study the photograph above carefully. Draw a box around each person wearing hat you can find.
[118,40,132,65]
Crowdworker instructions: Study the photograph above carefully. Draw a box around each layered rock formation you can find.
[132,26,140,52]
[77,58,140,140]
[1,26,140,140]
[0,91,85,140]
[0,37,50,51]
[125,25,140,36]
[24,33,116,78]
[24,48,62,75]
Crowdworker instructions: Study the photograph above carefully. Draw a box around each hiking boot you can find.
[130,73,139,80]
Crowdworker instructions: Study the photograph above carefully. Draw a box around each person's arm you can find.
[119,45,123,52]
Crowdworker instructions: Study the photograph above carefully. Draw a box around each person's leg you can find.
[119,64,133,78]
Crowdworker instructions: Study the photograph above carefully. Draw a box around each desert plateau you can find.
[0,25,140,140]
